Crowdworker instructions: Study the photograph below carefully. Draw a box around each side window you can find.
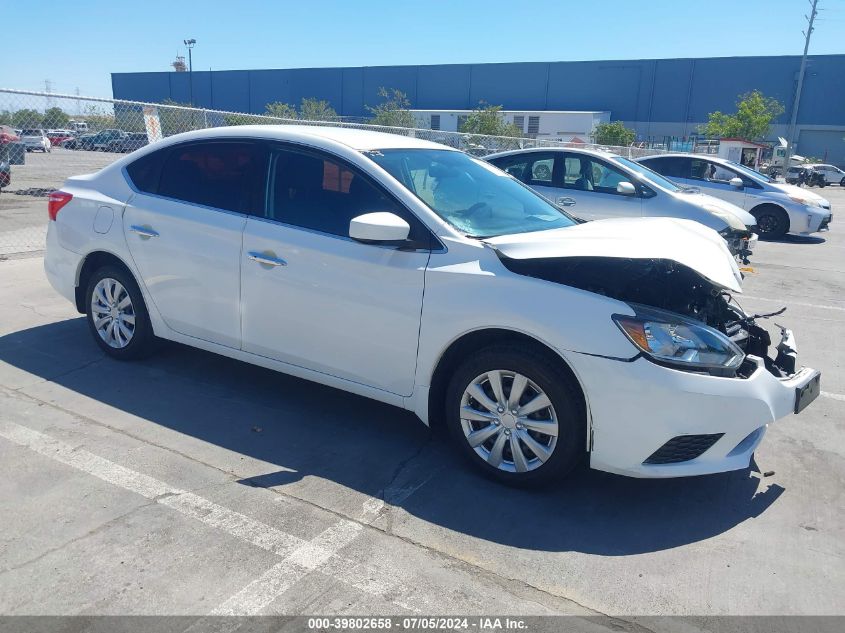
[125,150,165,194]
[268,149,431,245]
[563,155,630,194]
[157,141,267,214]
[645,157,689,179]
[488,153,555,185]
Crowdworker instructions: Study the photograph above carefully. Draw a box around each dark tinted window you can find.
[269,149,429,244]
[157,142,267,213]
[125,151,163,193]
[488,153,556,185]
[641,156,689,179]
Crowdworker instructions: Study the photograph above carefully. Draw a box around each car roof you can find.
[485,146,617,160]
[146,125,454,152]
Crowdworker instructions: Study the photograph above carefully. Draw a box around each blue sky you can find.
[5,0,844,98]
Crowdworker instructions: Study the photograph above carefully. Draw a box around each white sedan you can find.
[43,126,820,484]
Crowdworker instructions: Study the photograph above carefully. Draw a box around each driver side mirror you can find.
[349,212,410,244]
[729,177,744,189]
[616,181,637,196]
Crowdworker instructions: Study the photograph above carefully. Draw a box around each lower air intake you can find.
[644,433,724,465]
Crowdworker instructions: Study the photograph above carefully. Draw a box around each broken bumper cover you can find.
[571,340,819,478]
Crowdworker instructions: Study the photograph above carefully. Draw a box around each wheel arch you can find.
[750,202,790,232]
[74,250,136,313]
[426,328,589,441]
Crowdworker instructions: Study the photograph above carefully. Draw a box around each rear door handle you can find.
[129,225,159,238]
[247,251,287,267]
[557,197,576,206]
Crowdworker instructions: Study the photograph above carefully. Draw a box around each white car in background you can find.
[19,128,51,153]
[485,148,757,262]
[810,164,845,186]
[43,126,819,484]
[638,153,832,239]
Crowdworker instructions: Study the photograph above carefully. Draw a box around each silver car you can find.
[19,129,51,153]
[485,148,757,260]
[638,153,832,239]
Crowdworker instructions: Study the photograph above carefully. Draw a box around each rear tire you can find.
[445,344,586,486]
[85,265,156,360]
[752,205,789,240]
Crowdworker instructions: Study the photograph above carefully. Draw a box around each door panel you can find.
[123,195,246,348]
[241,220,428,395]
[559,153,642,220]
[684,158,748,209]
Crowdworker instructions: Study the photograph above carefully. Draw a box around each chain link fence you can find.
[1,88,666,255]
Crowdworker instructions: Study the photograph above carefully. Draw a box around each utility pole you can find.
[784,0,819,167]
[183,39,196,106]
[45,79,54,110]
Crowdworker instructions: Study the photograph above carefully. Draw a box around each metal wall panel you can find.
[111,55,845,127]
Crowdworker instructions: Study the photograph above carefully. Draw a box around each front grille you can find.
[643,433,724,465]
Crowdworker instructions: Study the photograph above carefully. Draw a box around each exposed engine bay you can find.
[497,254,797,378]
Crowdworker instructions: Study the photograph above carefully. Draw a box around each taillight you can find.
[48,191,73,221]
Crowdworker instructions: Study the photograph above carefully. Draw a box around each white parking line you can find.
[741,295,845,312]
[822,391,845,402]
[0,419,422,615]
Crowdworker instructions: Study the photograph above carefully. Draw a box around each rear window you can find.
[156,141,267,213]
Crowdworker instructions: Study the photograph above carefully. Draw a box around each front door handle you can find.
[557,197,576,207]
[129,225,159,238]
[247,251,287,267]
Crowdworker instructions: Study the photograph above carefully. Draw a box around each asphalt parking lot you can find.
[0,182,843,620]
[0,149,116,255]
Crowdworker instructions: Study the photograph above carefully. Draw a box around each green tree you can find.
[699,90,785,140]
[366,88,416,128]
[12,109,43,128]
[0,110,12,125]
[593,121,636,146]
[458,103,522,138]
[299,97,338,122]
[81,104,117,132]
[264,102,298,120]
[43,107,70,129]
[224,112,267,126]
[158,99,203,135]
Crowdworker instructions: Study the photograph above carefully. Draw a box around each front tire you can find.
[445,344,586,486]
[85,265,156,360]
[752,205,789,240]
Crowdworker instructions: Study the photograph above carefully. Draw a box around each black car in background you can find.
[111,133,149,153]
[0,159,11,191]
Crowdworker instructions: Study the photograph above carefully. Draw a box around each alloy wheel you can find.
[90,277,136,348]
[460,370,559,473]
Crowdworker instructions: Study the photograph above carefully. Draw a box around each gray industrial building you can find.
[112,54,845,165]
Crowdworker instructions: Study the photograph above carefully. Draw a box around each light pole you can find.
[183,39,196,106]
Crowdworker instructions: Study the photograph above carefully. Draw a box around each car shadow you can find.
[763,234,826,245]
[0,318,784,556]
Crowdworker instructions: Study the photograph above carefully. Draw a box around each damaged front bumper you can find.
[722,230,757,264]
[572,327,820,478]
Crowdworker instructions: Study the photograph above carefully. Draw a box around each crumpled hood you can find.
[690,193,757,227]
[485,217,743,293]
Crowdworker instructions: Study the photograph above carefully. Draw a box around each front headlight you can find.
[705,205,747,231]
[788,195,820,207]
[613,304,744,373]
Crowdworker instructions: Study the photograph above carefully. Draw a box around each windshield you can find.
[610,155,683,192]
[367,148,577,238]
[726,161,772,183]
